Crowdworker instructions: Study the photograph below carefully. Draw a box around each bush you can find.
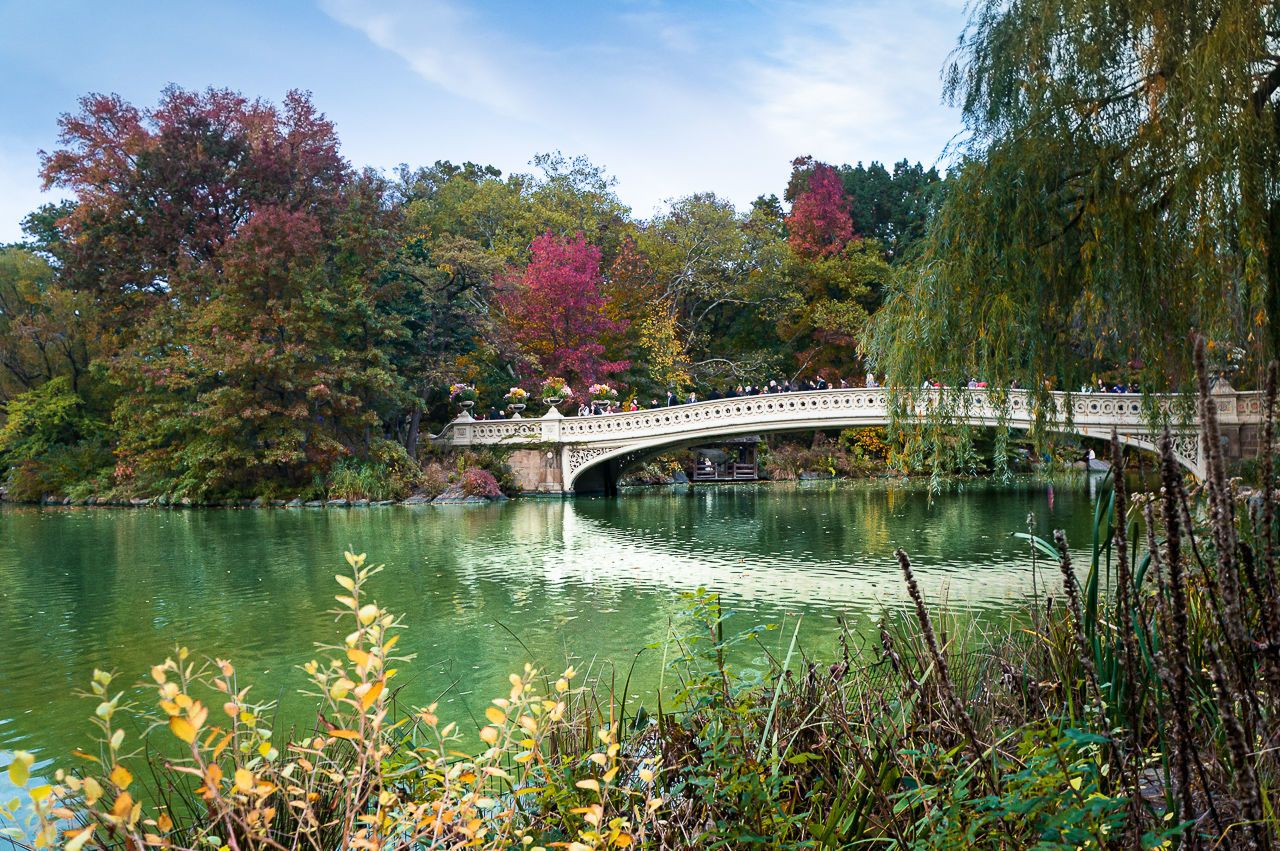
[459,466,501,497]
[452,447,518,494]
[0,378,112,501]
[417,459,451,497]
[2,554,664,851]
[326,440,424,501]
[839,426,891,461]
[760,435,881,480]
[0,377,97,463]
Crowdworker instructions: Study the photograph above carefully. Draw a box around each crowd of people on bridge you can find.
[469,370,1140,420]
[580,376,854,417]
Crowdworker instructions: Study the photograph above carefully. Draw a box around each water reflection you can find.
[0,478,1099,765]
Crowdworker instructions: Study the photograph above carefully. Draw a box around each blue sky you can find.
[0,0,966,242]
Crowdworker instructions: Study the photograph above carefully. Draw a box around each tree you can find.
[838,161,945,262]
[37,86,407,497]
[40,86,348,338]
[0,247,94,401]
[636,193,788,384]
[497,232,629,388]
[774,241,894,377]
[870,0,1280,391]
[378,230,503,456]
[111,189,400,497]
[785,159,854,258]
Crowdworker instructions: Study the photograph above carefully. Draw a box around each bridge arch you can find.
[562,415,1194,494]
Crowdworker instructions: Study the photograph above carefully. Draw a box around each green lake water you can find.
[0,477,1105,782]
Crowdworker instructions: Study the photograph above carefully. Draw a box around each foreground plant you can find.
[3,553,663,851]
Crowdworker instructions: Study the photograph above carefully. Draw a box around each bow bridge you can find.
[433,386,1268,495]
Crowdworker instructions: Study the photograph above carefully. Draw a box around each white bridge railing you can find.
[434,387,1267,491]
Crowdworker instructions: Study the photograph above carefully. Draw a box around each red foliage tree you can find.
[40,86,349,332]
[498,232,629,388]
[785,161,855,258]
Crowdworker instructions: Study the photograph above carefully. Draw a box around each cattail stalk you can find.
[1110,432,1144,842]
[896,548,996,791]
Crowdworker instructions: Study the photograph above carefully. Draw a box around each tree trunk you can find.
[405,407,422,460]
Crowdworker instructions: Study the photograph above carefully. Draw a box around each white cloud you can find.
[743,1,962,170]
[318,0,539,119]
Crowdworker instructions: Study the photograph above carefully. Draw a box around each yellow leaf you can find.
[479,726,499,745]
[234,769,254,794]
[156,813,173,833]
[169,716,196,744]
[1069,777,1083,791]
[347,648,370,667]
[360,680,385,710]
[111,791,133,818]
[82,777,103,806]
[484,707,506,726]
[357,604,379,626]
[110,764,132,790]
[188,702,208,732]
[7,751,33,786]
[64,826,95,851]
[335,575,355,592]
[328,729,360,741]
[575,779,600,792]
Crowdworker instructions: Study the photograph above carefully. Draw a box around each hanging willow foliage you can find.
[869,0,1280,392]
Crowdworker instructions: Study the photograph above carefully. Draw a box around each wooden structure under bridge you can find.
[692,437,759,481]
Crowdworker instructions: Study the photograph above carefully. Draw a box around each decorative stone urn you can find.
[509,403,526,418]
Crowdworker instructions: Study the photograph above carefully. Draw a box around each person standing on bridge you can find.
[666,390,677,407]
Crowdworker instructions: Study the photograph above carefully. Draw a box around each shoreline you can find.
[0,467,1105,509]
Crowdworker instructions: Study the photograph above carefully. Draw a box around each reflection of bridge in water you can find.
[434,386,1269,494]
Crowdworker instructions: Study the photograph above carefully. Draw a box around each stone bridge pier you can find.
[433,385,1269,495]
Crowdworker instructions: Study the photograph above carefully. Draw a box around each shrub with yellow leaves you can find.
[2,552,664,850]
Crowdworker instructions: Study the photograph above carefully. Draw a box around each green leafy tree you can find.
[775,240,894,377]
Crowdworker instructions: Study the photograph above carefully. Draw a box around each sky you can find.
[0,0,967,243]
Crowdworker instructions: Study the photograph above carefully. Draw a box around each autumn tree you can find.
[774,240,893,377]
[41,87,349,339]
[498,231,629,388]
[785,159,854,258]
[37,87,404,497]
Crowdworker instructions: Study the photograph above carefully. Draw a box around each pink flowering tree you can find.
[498,231,629,388]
